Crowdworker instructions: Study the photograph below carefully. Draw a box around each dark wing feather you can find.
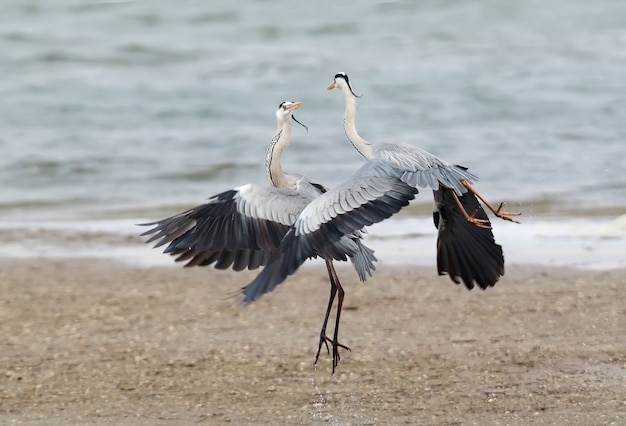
[433,186,504,289]
[140,185,311,271]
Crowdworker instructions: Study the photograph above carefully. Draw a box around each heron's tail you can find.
[350,239,377,282]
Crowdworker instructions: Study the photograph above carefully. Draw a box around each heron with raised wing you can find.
[327,72,521,288]
[141,101,383,373]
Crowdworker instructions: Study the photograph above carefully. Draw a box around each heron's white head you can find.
[276,101,308,131]
[327,72,358,97]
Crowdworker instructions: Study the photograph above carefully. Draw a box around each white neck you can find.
[342,89,374,159]
[266,121,297,189]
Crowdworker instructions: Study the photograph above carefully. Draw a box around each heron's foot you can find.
[314,333,331,365]
[494,202,522,223]
[330,337,350,374]
[466,209,492,230]
[314,334,351,374]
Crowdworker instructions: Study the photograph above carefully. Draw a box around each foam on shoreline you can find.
[0,214,624,270]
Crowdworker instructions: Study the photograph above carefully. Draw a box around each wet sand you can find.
[0,259,624,425]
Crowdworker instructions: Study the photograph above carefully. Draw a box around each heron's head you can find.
[327,72,358,97]
[276,101,308,132]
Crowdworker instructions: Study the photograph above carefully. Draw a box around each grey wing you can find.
[433,185,504,289]
[374,142,478,195]
[140,184,311,271]
[241,158,418,303]
[298,176,378,282]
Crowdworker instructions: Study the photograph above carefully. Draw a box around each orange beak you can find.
[287,101,302,112]
[327,81,336,90]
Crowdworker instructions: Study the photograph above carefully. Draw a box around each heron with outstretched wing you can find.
[141,101,381,373]
[327,72,520,288]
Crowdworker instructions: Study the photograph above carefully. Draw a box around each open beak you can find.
[327,81,336,90]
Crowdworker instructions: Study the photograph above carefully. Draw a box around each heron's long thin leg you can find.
[448,188,492,230]
[461,180,521,223]
[327,261,350,374]
[314,260,351,373]
[315,259,338,365]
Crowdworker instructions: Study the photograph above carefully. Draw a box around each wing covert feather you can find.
[374,142,479,195]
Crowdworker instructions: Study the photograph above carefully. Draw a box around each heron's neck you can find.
[343,91,374,159]
[266,124,296,190]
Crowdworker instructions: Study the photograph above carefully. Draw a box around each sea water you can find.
[1,0,625,268]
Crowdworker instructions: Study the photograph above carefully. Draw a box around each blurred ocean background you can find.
[1,0,625,269]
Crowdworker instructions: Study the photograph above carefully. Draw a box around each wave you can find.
[530,215,626,240]
[158,162,257,183]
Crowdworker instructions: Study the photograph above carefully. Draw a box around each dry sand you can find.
[0,259,624,425]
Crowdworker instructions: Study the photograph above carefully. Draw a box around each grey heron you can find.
[141,101,381,373]
[327,72,521,288]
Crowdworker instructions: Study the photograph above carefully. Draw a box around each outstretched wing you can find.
[433,186,504,289]
[242,158,418,303]
[140,184,312,271]
[374,142,478,195]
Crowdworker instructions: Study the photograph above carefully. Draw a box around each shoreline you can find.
[0,213,625,270]
[1,258,624,424]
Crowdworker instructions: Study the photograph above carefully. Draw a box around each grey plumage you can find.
[375,142,478,196]
[242,159,418,303]
[140,186,310,270]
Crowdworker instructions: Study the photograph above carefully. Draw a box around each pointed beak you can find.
[287,101,302,112]
[327,81,336,90]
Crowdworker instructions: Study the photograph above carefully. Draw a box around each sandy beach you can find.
[0,259,624,425]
